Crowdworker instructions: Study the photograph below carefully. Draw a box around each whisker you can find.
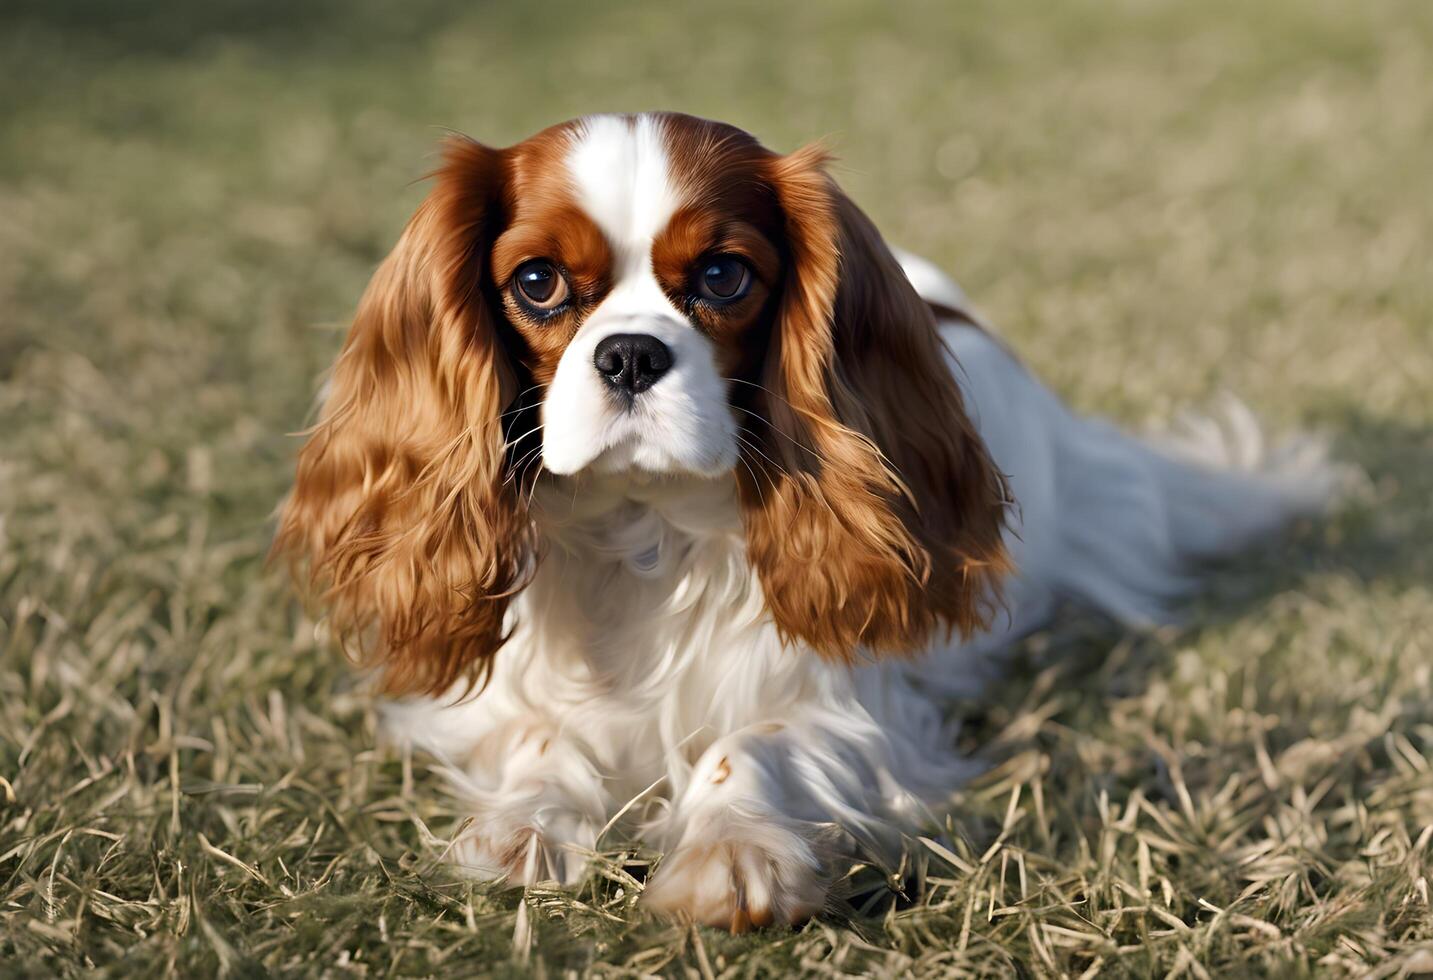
[736,432,844,528]
[411,393,550,491]
[511,444,545,506]
[722,377,806,412]
[507,381,551,403]
[503,423,545,452]
[734,430,791,482]
[723,375,851,437]
[503,442,545,490]
[729,404,832,467]
[733,432,787,499]
[462,383,554,436]
[726,376,904,477]
[510,447,541,484]
[525,457,545,509]
[733,449,768,507]
[493,384,550,424]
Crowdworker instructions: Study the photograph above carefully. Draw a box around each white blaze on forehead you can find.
[542,113,736,479]
[566,114,682,276]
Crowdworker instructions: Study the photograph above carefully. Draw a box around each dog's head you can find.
[274,113,1011,696]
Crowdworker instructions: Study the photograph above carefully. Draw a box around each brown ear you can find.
[739,145,1012,660]
[273,138,536,697]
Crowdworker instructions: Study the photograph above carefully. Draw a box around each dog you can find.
[274,112,1338,930]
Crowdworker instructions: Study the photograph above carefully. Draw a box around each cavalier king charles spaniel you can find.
[275,112,1337,930]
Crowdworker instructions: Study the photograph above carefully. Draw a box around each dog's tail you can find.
[1044,395,1348,625]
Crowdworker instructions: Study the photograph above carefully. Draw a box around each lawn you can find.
[2,0,1431,975]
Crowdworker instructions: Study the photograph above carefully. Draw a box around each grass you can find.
[1,0,1431,974]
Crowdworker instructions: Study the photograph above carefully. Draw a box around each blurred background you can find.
[2,0,1430,973]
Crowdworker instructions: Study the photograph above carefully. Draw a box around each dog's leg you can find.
[641,718,911,931]
[439,718,611,887]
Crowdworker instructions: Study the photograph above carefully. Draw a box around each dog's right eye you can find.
[693,254,752,304]
[513,260,570,311]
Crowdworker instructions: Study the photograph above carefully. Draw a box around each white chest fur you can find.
[383,474,877,802]
[504,475,835,787]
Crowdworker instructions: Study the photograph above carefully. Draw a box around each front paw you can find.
[642,814,830,932]
[452,807,596,887]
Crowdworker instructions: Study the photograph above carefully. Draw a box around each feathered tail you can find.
[1047,395,1347,625]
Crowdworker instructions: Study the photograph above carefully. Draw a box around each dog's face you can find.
[275,113,1011,696]
[496,115,779,479]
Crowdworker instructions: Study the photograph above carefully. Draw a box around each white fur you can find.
[542,115,738,477]
[381,115,1343,925]
[892,246,975,314]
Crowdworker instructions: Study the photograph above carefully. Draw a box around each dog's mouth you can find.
[538,398,738,479]
[583,430,736,479]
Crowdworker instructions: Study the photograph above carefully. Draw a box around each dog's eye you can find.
[513,260,569,310]
[695,255,751,303]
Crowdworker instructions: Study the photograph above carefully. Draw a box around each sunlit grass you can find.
[2,0,1430,974]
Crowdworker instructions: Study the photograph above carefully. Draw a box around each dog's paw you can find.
[451,808,596,886]
[642,815,828,931]
[439,719,610,887]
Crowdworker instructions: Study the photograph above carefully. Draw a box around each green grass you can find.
[2,0,1431,974]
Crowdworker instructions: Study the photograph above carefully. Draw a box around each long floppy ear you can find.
[273,138,536,697]
[739,145,1013,660]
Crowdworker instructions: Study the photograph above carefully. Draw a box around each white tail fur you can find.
[1046,396,1345,626]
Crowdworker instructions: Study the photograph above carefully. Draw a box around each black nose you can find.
[592,333,672,395]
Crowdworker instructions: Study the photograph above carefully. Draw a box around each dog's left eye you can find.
[513,260,570,311]
[694,255,752,303]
